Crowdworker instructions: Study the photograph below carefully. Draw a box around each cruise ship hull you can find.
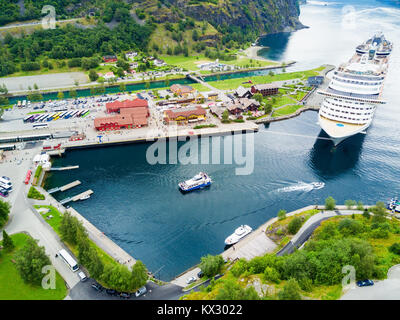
[318,115,370,146]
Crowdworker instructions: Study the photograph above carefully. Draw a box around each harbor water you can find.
[45,0,400,280]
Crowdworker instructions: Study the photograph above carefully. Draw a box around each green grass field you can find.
[208,67,324,91]
[0,233,67,300]
[272,105,304,117]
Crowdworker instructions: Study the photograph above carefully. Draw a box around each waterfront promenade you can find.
[171,205,372,288]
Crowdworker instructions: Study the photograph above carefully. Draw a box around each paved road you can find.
[277,210,364,256]
[69,280,184,300]
[1,147,80,290]
[341,265,400,300]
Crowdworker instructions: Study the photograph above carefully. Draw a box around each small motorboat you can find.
[79,194,91,201]
[224,225,253,246]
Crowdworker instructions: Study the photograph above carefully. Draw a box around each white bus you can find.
[33,123,49,129]
[58,249,79,272]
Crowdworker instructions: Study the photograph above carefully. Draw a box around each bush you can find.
[325,196,336,210]
[357,201,364,211]
[298,277,313,292]
[288,217,302,235]
[27,186,45,200]
[345,200,356,209]
[278,278,302,300]
[230,258,248,278]
[277,209,286,221]
[338,218,363,236]
[34,165,43,179]
[264,267,280,283]
[389,243,400,255]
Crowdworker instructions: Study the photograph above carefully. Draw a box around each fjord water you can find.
[45,0,400,280]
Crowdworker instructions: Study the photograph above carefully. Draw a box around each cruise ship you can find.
[318,32,392,145]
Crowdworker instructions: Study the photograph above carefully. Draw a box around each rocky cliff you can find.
[144,0,304,35]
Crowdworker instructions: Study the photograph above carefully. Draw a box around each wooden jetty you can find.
[60,189,93,205]
[49,165,79,171]
[47,180,81,194]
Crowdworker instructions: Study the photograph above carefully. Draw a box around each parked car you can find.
[91,282,103,291]
[356,279,374,287]
[119,292,131,299]
[186,276,196,284]
[197,270,204,278]
[106,289,117,295]
[78,271,87,282]
[135,286,147,297]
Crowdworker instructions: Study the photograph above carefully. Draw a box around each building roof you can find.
[235,86,251,97]
[106,99,148,112]
[252,83,279,90]
[170,84,194,94]
[164,105,205,119]
[238,98,260,108]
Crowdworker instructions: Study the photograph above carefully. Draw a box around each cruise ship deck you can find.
[319,116,365,138]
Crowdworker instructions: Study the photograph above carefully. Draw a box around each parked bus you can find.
[35,114,46,122]
[64,110,74,119]
[17,101,22,107]
[23,115,33,123]
[33,123,49,129]
[58,249,79,272]
[22,100,27,107]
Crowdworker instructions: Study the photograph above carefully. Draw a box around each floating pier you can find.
[47,180,81,194]
[49,165,79,171]
[60,189,93,205]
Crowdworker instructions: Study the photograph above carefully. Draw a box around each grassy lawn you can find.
[207,67,324,91]
[0,233,67,300]
[34,205,120,271]
[272,105,304,118]
[161,54,277,73]
[27,110,46,115]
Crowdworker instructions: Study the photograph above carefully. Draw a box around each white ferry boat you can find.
[318,32,392,145]
[178,172,212,193]
[224,225,253,245]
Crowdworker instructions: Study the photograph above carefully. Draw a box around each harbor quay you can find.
[35,185,137,269]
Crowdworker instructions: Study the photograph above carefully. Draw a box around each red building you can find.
[103,55,118,63]
[250,84,279,96]
[94,102,149,131]
[106,99,149,114]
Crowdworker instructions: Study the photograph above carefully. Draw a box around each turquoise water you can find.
[45,0,400,280]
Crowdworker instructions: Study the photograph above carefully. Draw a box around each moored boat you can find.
[224,225,253,245]
[178,172,212,192]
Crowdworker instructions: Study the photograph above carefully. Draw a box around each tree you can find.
[288,217,302,235]
[145,81,150,90]
[363,209,371,219]
[101,264,134,292]
[389,243,400,255]
[131,260,148,290]
[230,258,248,277]
[119,83,126,92]
[264,102,272,115]
[371,201,387,224]
[0,199,10,228]
[2,230,14,252]
[345,200,356,210]
[357,201,364,211]
[325,196,336,210]
[69,89,77,98]
[85,247,104,279]
[59,212,87,245]
[253,93,263,104]
[264,266,280,283]
[89,69,99,82]
[15,237,51,285]
[278,278,302,300]
[199,254,224,278]
[277,209,286,221]
[222,110,229,122]
[57,91,64,100]
[215,278,259,300]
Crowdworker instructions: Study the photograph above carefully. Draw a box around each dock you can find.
[60,189,93,205]
[49,165,79,171]
[47,180,81,194]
